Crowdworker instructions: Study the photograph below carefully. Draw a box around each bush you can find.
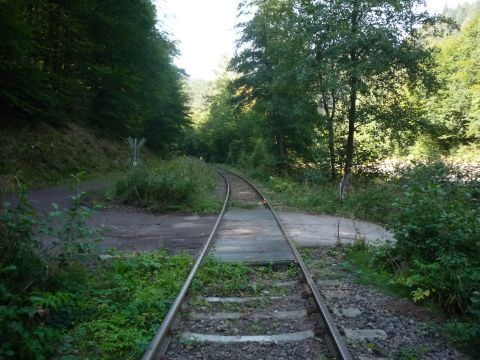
[0,187,101,359]
[386,161,480,315]
[0,191,55,359]
[115,157,220,213]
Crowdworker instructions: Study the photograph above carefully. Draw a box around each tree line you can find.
[188,0,480,179]
[0,0,189,152]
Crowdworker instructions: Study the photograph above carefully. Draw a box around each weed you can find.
[345,246,410,299]
[249,321,262,333]
[0,184,103,359]
[193,257,252,295]
[395,346,429,359]
[252,174,401,224]
[61,251,193,359]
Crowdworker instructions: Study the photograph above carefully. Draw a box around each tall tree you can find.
[0,0,188,152]
[299,0,438,193]
[231,0,319,172]
[426,12,480,149]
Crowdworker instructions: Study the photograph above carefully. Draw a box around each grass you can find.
[114,157,222,213]
[194,257,253,295]
[53,251,194,359]
[1,188,220,359]
[62,257,297,358]
[344,242,410,299]
[194,258,298,296]
[231,166,402,224]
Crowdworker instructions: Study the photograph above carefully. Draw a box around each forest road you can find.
[2,177,393,256]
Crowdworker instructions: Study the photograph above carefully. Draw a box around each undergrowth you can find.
[0,188,196,359]
[0,123,131,194]
[115,157,221,213]
[343,162,480,355]
[228,162,401,223]
[0,186,103,358]
[263,175,400,223]
[60,251,193,359]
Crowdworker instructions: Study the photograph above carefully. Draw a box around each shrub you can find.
[1,189,196,359]
[0,191,56,359]
[386,161,480,317]
[115,157,220,213]
[0,187,101,359]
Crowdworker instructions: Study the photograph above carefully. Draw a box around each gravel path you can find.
[301,247,466,360]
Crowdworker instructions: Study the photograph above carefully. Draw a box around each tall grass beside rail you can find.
[256,174,401,224]
[115,157,221,213]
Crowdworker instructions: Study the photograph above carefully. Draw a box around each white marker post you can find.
[127,137,146,169]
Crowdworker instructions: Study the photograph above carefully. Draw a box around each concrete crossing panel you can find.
[213,208,295,263]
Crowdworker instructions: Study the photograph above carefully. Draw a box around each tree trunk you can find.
[343,75,357,182]
[322,92,337,180]
[341,0,359,200]
[276,125,287,174]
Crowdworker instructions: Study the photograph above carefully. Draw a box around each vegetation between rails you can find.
[114,157,222,213]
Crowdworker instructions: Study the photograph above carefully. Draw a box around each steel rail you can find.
[141,172,230,360]
[219,167,352,360]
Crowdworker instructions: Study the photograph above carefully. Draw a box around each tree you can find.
[426,12,480,149]
[0,0,189,153]
[231,0,319,172]
[298,0,438,193]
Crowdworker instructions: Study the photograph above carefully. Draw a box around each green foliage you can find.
[44,192,102,267]
[441,319,480,353]
[226,0,439,176]
[0,190,197,359]
[347,237,480,354]
[345,245,410,298]
[423,11,480,151]
[194,258,252,295]
[230,0,322,171]
[385,162,480,317]
[0,187,102,359]
[0,192,56,359]
[0,0,188,152]
[63,252,193,359]
[240,138,275,179]
[115,157,221,213]
[262,174,400,223]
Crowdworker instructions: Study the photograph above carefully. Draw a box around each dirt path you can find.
[2,175,392,255]
[2,178,219,255]
[90,208,217,254]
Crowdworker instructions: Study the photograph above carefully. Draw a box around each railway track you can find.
[142,168,352,359]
